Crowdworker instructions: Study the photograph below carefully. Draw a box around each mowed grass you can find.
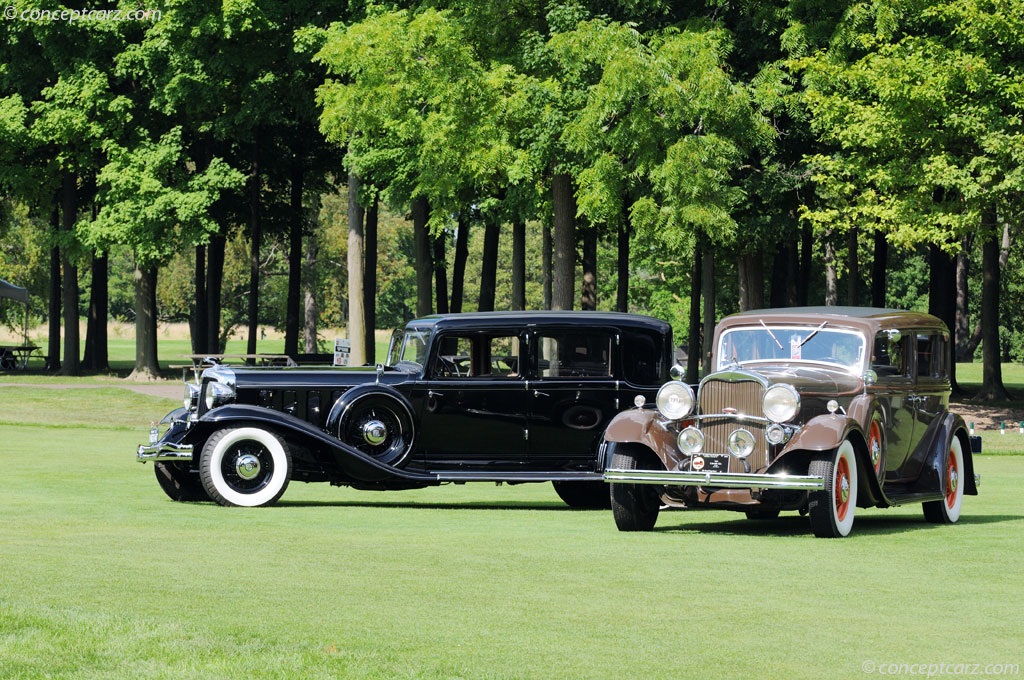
[1,388,1023,679]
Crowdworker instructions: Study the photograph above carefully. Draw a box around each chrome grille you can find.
[699,378,768,473]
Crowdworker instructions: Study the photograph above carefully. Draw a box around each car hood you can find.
[719,363,864,397]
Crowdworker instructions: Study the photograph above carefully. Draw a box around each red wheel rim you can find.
[868,420,882,476]
[945,447,960,510]
[835,455,852,521]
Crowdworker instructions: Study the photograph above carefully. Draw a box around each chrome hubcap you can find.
[235,453,262,480]
[362,419,388,446]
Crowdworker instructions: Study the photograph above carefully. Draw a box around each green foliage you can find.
[85,128,245,268]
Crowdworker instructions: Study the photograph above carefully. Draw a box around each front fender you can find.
[196,404,435,485]
[602,408,678,469]
[781,413,863,456]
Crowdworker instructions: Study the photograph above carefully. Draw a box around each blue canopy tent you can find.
[0,278,30,345]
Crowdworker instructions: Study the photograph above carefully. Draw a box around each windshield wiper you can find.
[799,320,829,347]
[760,320,783,349]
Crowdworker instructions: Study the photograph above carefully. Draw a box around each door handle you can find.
[534,390,550,398]
[428,390,444,399]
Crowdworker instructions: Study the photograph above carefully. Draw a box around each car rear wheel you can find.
[609,445,661,531]
[154,461,209,502]
[923,436,964,524]
[551,480,612,509]
[199,427,292,507]
[808,440,858,538]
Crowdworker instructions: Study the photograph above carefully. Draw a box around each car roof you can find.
[717,306,948,333]
[404,310,672,334]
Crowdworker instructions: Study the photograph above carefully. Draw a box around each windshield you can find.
[717,325,866,373]
[386,326,432,367]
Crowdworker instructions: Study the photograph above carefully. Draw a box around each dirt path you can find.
[0,381,183,401]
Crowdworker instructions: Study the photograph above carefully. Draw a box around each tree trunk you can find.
[798,224,812,306]
[955,241,971,361]
[823,230,837,306]
[246,143,261,359]
[433,232,448,314]
[479,217,500,312]
[82,253,108,371]
[412,196,432,317]
[580,226,597,311]
[686,248,702,384]
[846,227,859,305]
[59,171,79,376]
[737,252,763,311]
[284,162,304,359]
[768,239,790,308]
[701,240,715,376]
[511,220,526,310]
[551,173,576,311]
[192,245,208,354]
[977,211,1009,401]
[364,194,378,364]
[616,218,629,313]
[542,222,552,309]
[46,210,61,371]
[347,170,367,366]
[206,233,225,352]
[129,264,160,380]
[303,227,319,353]
[451,212,469,313]
[871,230,888,308]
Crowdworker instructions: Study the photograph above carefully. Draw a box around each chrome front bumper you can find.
[137,441,194,462]
[604,468,826,491]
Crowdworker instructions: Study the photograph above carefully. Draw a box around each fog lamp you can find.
[677,426,704,454]
[728,429,756,458]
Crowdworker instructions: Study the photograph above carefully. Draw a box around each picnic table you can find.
[0,345,40,370]
[179,353,299,368]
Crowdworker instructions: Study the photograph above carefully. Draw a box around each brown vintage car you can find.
[602,307,979,538]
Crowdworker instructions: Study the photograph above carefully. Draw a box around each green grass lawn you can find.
[1,386,1022,679]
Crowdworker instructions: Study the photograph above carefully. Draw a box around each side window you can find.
[432,335,473,378]
[537,332,611,378]
[432,334,521,378]
[622,331,663,385]
[916,333,947,379]
[871,332,908,377]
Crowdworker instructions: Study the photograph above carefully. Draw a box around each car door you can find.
[870,330,918,480]
[412,331,529,470]
[896,331,950,481]
[526,328,619,471]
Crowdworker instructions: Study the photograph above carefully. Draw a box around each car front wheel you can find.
[808,440,858,538]
[608,445,661,531]
[923,436,964,524]
[199,427,292,507]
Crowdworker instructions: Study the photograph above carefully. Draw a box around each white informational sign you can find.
[333,338,351,366]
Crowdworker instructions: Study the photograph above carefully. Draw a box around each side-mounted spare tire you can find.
[328,388,416,467]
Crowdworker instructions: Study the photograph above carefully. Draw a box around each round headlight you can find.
[728,429,756,458]
[204,380,236,410]
[763,384,799,423]
[656,382,695,420]
[677,426,704,454]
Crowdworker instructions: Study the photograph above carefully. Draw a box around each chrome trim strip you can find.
[603,468,825,490]
[136,442,194,462]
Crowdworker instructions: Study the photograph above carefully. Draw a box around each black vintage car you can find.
[603,307,980,537]
[138,311,673,507]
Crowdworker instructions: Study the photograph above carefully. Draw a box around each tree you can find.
[798,0,1024,399]
[84,129,244,379]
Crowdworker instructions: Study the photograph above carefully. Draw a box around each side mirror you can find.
[886,329,902,343]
